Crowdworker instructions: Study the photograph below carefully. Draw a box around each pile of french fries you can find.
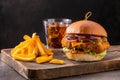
[11,33,64,64]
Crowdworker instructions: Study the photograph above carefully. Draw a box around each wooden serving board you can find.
[1,45,120,80]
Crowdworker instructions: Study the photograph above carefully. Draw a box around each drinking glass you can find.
[43,18,72,49]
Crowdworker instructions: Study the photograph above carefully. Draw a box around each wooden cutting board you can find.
[1,45,120,80]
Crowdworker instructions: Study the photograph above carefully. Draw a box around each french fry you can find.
[13,53,36,61]
[49,59,65,65]
[44,48,53,56]
[36,36,47,56]
[29,42,38,56]
[33,44,39,56]
[31,34,39,56]
[28,45,34,54]
[36,55,53,64]
[23,35,31,40]
[11,41,25,54]
[11,41,29,56]
[32,33,37,38]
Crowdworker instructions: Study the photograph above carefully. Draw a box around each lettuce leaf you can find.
[84,50,106,56]
[62,47,69,53]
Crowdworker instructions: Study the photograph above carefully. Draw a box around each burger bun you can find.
[65,51,105,61]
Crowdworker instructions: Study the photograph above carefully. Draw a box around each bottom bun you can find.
[65,51,106,61]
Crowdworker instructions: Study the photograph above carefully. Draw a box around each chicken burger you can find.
[61,20,110,61]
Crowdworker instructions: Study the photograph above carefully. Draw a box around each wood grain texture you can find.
[1,45,120,80]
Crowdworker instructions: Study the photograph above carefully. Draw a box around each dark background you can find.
[0,0,120,49]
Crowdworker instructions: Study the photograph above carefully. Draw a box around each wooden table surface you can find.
[1,53,120,80]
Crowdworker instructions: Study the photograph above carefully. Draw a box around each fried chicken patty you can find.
[62,35,110,53]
